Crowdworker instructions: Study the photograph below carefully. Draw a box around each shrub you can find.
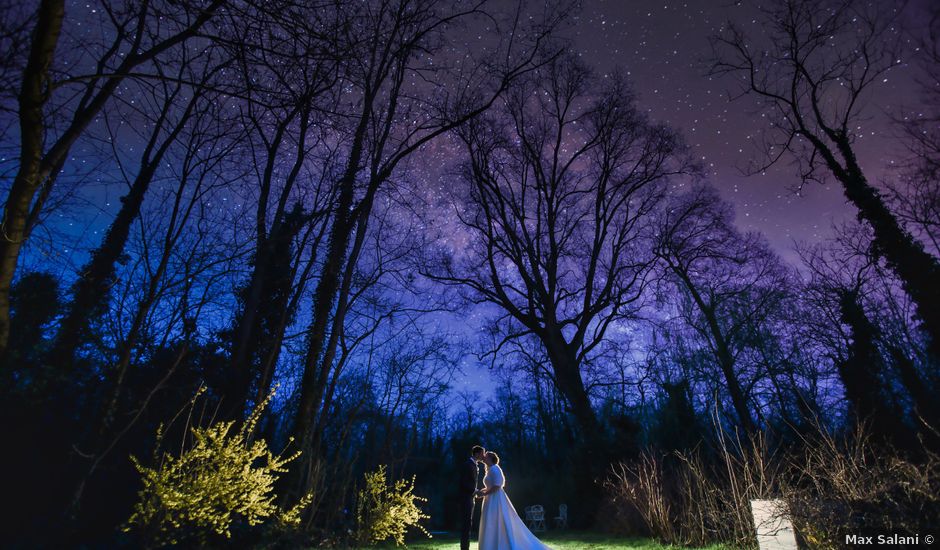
[124,389,313,547]
[354,465,431,547]
[606,421,940,549]
[783,425,940,547]
[607,432,779,548]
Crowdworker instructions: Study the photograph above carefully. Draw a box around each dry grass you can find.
[783,425,940,547]
[607,431,779,548]
[606,420,940,548]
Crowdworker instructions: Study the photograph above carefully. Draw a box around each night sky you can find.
[431,0,933,395]
[23,0,935,398]
[566,0,926,256]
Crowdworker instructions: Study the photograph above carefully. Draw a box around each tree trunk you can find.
[836,290,902,441]
[289,114,369,498]
[49,94,191,367]
[672,263,757,434]
[227,121,290,416]
[231,210,307,417]
[713,336,757,435]
[835,142,940,361]
[542,334,605,529]
[255,219,327,409]
[226,257,268,415]
[543,332,599,438]
[0,0,66,358]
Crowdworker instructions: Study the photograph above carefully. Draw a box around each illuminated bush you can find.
[124,390,313,546]
[354,465,431,547]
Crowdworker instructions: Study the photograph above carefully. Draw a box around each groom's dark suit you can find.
[457,456,478,550]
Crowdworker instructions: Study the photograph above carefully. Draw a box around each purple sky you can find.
[20,0,933,401]
[569,0,928,259]
[441,0,933,396]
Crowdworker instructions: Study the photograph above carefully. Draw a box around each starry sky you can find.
[566,0,927,258]
[17,0,934,400]
[440,0,933,395]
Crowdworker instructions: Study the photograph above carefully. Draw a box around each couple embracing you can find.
[457,445,552,550]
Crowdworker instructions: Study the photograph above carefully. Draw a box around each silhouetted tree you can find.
[835,288,914,444]
[0,0,225,357]
[710,0,940,360]
[799,223,938,441]
[654,184,789,434]
[428,54,693,441]
[289,0,563,502]
[48,45,227,371]
[219,0,339,418]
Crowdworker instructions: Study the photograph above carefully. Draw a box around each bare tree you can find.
[425,54,693,440]
[48,44,227,370]
[0,0,224,357]
[217,0,339,418]
[654,184,790,434]
[292,193,458,527]
[709,0,940,359]
[798,223,938,437]
[63,75,244,514]
[888,6,940,257]
[287,0,563,500]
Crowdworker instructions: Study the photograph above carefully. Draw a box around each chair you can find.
[523,506,535,529]
[527,504,546,532]
[553,503,568,529]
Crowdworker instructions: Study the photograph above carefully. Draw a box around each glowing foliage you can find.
[355,465,431,547]
[124,390,312,545]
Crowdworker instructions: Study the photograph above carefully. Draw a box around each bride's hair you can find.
[485,451,500,465]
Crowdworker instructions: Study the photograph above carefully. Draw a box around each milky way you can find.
[439,0,934,395]
[19,0,935,398]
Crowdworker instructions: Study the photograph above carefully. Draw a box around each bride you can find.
[475,451,553,550]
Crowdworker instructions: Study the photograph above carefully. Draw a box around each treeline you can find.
[0,0,937,547]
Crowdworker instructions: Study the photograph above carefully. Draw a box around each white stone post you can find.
[749,499,799,550]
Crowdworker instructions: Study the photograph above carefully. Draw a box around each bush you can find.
[606,421,940,549]
[784,426,940,547]
[124,389,313,547]
[607,432,779,547]
[354,465,431,547]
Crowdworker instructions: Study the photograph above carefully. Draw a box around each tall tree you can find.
[427,54,693,440]
[709,0,940,360]
[0,0,224,357]
[219,0,339,418]
[799,223,938,436]
[288,0,562,501]
[48,46,225,369]
[836,288,903,439]
[654,184,789,434]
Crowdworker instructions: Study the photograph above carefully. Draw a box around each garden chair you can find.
[553,503,568,529]
[528,504,546,532]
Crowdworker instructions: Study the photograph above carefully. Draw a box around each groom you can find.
[458,445,485,550]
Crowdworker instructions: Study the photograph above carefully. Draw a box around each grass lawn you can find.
[373,531,721,549]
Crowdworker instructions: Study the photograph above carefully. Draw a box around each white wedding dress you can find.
[478,464,552,550]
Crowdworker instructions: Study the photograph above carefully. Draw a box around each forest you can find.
[0,0,938,548]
